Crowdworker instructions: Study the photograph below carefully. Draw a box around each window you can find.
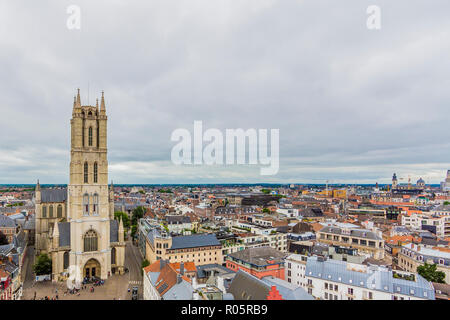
[93,162,98,183]
[348,288,353,295]
[42,206,47,218]
[49,205,53,218]
[84,162,89,183]
[83,193,89,215]
[63,252,69,269]
[57,204,62,218]
[88,127,93,146]
[111,247,116,265]
[92,193,99,215]
[84,229,98,252]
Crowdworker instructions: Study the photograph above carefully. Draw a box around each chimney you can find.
[177,274,183,284]
[160,259,167,270]
[180,262,184,275]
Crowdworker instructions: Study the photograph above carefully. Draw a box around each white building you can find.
[286,255,435,300]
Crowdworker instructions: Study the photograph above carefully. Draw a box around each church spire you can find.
[96,98,99,111]
[119,216,124,242]
[100,91,106,114]
[36,179,40,191]
[76,88,81,107]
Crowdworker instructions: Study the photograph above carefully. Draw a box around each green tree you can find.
[131,206,146,226]
[131,225,138,238]
[141,259,150,269]
[114,211,130,230]
[444,201,450,206]
[417,263,446,283]
[141,259,150,275]
[262,208,270,213]
[33,253,52,275]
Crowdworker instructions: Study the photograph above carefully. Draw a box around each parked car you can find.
[132,286,139,300]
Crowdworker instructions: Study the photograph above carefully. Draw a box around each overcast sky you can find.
[0,0,449,184]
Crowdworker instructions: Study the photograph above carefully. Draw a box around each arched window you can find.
[111,247,116,265]
[83,193,89,215]
[97,126,100,147]
[49,205,53,218]
[84,162,88,183]
[84,229,98,252]
[92,193,99,215]
[93,162,98,183]
[88,127,93,146]
[42,206,47,218]
[63,252,69,269]
[57,204,62,218]
[81,115,85,147]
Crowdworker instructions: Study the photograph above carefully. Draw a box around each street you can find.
[124,238,144,300]
[20,239,144,300]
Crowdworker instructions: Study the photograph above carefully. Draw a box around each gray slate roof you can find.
[320,226,382,240]
[227,246,286,267]
[228,270,270,300]
[110,219,119,242]
[305,256,435,299]
[170,234,220,250]
[0,214,15,228]
[41,189,67,203]
[261,276,314,300]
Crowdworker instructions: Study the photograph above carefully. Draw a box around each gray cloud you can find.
[0,0,449,184]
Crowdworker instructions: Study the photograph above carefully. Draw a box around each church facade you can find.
[34,89,125,283]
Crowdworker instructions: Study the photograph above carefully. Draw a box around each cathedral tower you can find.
[66,89,121,281]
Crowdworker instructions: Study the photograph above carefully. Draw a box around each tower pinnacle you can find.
[100,91,106,113]
[76,88,81,107]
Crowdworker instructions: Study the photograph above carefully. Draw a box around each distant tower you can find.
[417,178,425,189]
[392,173,398,190]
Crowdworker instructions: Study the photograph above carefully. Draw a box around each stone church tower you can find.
[45,89,125,284]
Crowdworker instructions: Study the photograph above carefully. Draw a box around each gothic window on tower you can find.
[42,206,47,218]
[92,193,99,215]
[84,162,89,183]
[111,247,116,265]
[83,193,89,215]
[49,205,53,218]
[84,229,98,252]
[63,251,69,270]
[88,126,93,146]
[94,162,98,183]
[57,204,62,218]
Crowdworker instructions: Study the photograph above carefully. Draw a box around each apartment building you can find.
[401,213,448,238]
[303,256,435,300]
[398,243,450,284]
[145,229,223,266]
[317,226,385,259]
[0,215,16,244]
[225,247,286,280]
